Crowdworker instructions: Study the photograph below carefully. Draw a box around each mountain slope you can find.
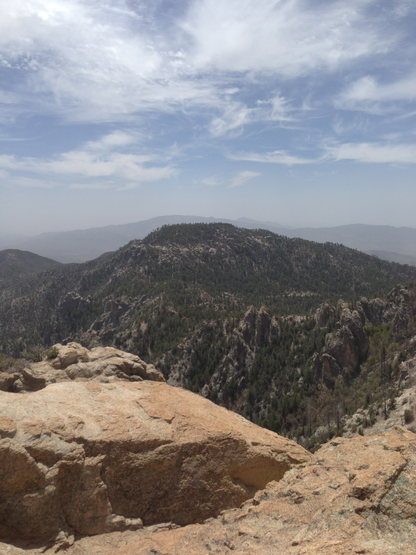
[0,249,61,286]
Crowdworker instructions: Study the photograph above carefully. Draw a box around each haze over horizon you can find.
[1,1,415,235]
[4,215,416,241]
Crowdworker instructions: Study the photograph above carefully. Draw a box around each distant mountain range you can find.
[3,216,416,265]
[284,224,416,266]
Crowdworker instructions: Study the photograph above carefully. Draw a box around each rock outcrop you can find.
[0,342,164,392]
[0,374,309,547]
[162,306,280,402]
[48,427,416,554]
[322,302,368,376]
[343,353,416,438]
[359,285,416,332]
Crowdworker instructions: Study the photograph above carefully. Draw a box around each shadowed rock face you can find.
[323,303,369,374]
[51,427,416,555]
[0,375,309,547]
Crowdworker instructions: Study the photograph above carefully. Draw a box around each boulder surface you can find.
[0,376,309,547]
[59,427,416,554]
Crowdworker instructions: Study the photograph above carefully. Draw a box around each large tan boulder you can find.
[61,427,416,554]
[0,379,309,547]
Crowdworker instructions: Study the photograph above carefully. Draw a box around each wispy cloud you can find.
[0,0,399,126]
[0,0,219,122]
[209,102,253,137]
[337,75,416,112]
[200,176,224,187]
[326,142,416,164]
[85,131,140,150]
[209,93,295,137]
[229,170,261,188]
[183,0,392,76]
[0,131,176,188]
[229,150,315,165]
[200,170,261,188]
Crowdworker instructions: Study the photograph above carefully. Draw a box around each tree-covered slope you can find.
[0,249,61,287]
[158,284,416,449]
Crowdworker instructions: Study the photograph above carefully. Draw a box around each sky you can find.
[0,0,415,235]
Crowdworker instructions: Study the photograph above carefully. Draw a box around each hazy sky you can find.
[0,0,415,235]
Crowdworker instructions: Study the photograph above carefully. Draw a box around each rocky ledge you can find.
[0,344,309,550]
[45,427,416,554]
[2,344,416,554]
[0,342,165,392]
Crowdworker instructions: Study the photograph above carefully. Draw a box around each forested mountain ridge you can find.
[1,223,415,358]
[0,249,61,287]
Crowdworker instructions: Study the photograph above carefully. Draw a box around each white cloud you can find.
[86,131,139,151]
[200,170,260,188]
[267,95,293,122]
[0,0,399,125]
[393,111,416,121]
[327,142,416,164]
[209,93,294,137]
[337,75,416,112]
[209,102,253,137]
[200,176,224,187]
[0,0,218,122]
[182,0,392,76]
[0,155,17,169]
[229,150,314,165]
[229,170,260,188]
[38,151,162,180]
[331,115,369,136]
[0,131,177,186]
[0,90,19,104]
